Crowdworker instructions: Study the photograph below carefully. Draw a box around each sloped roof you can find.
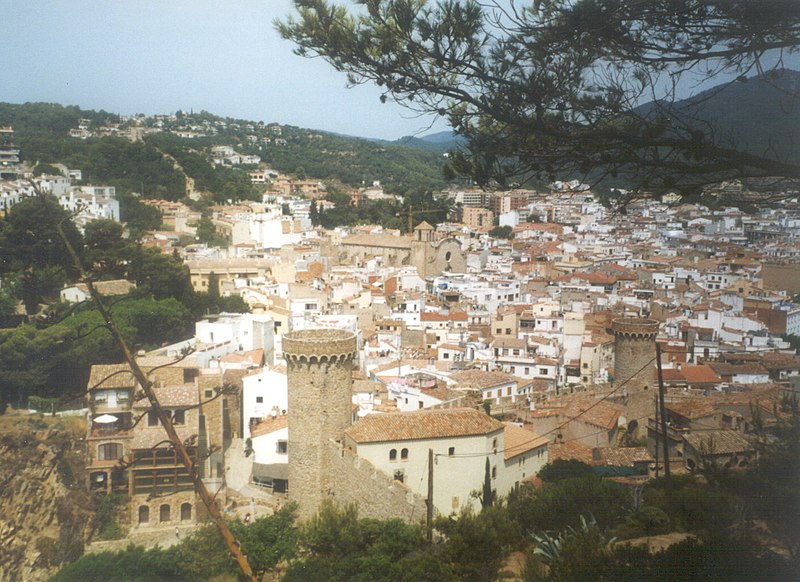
[683,430,752,455]
[503,423,549,460]
[345,408,503,444]
[450,369,516,389]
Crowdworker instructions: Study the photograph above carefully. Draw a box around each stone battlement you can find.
[611,318,660,338]
[283,329,357,363]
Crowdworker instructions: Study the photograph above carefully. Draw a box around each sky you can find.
[0,0,447,140]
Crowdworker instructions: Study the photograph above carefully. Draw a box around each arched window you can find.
[98,443,122,461]
[181,503,192,521]
[160,504,171,522]
[400,448,409,460]
[389,449,397,461]
[138,505,149,524]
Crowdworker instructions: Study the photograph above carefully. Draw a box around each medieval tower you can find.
[283,329,357,519]
[612,318,659,434]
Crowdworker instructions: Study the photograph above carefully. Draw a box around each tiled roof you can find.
[450,369,516,389]
[345,408,503,443]
[683,430,752,455]
[89,364,137,389]
[503,423,549,460]
[251,415,289,438]
[132,385,198,408]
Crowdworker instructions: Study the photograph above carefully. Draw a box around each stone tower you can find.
[612,318,659,434]
[283,329,357,519]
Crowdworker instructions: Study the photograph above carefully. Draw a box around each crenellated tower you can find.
[612,318,659,434]
[283,329,357,519]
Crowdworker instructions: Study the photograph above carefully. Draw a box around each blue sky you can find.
[0,0,446,140]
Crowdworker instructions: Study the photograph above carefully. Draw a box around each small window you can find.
[491,466,497,479]
[256,396,263,403]
[389,449,397,461]
[276,440,288,454]
[393,470,405,483]
[448,447,455,457]
[148,411,159,426]
[204,390,213,399]
[172,409,185,425]
[401,448,409,460]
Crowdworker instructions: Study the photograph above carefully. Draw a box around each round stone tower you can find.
[283,329,357,519]
[612,318,659,434]
[612,318,659,390]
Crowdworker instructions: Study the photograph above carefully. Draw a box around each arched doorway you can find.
[180,502,192,522]
[160,504,171,522]
[138,505,149,524]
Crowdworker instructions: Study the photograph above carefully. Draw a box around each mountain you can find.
[390,130,465,153]
[641,68,800,164]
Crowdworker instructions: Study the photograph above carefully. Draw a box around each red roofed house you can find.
[344,408,548,514]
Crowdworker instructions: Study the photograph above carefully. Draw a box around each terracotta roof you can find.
[345,408,503,443]
[341,234,412,250]
[598,447,653,467]
[503,423,549,460]
[251,415,289,437]
[132,384,198,408]
[683,430,752,455]
[548,440,594,464]
[89,364,137,389]
[73,279,136,296]
[450,369,516,389]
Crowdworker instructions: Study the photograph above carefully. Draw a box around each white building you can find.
[344,408,549,514]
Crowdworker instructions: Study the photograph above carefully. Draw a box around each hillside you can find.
[0,103,449,200]
[640,69,800,165]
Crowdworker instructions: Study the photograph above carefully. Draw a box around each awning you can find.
[252,462,288,481]
[93,414,119,424]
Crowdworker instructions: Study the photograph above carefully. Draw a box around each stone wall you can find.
[130,492,197,530]
[324,440,430,524]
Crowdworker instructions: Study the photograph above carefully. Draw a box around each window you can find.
[172,409,185,425]
[443,353,449,359]
[539,368,548,375]
[148,411,159,427]
[524,367,530,375]
[276,440,288,454]
[507,387,512,396]
[98,443,122,461]
[582,363,588,369]
[491,466,497,479]
[496,328,502,334]
[181,503,192,521]
[138,505,149,524]
[204,390,213,399]
[389,449,397,461]
[400,448,409,460]
[393,470,405,483]
[256,396,263,403]
[160,504,171,522]
[183,368,198,383]
[448,447,455,457]
[492,438,498,450]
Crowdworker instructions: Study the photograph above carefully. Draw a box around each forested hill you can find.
[0,102,449,199]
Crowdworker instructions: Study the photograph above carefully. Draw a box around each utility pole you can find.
[427,448,434,542]
[655,343,671,486]
[654,394,660,479]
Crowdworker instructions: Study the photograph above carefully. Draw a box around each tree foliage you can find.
[279,0,800,205]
